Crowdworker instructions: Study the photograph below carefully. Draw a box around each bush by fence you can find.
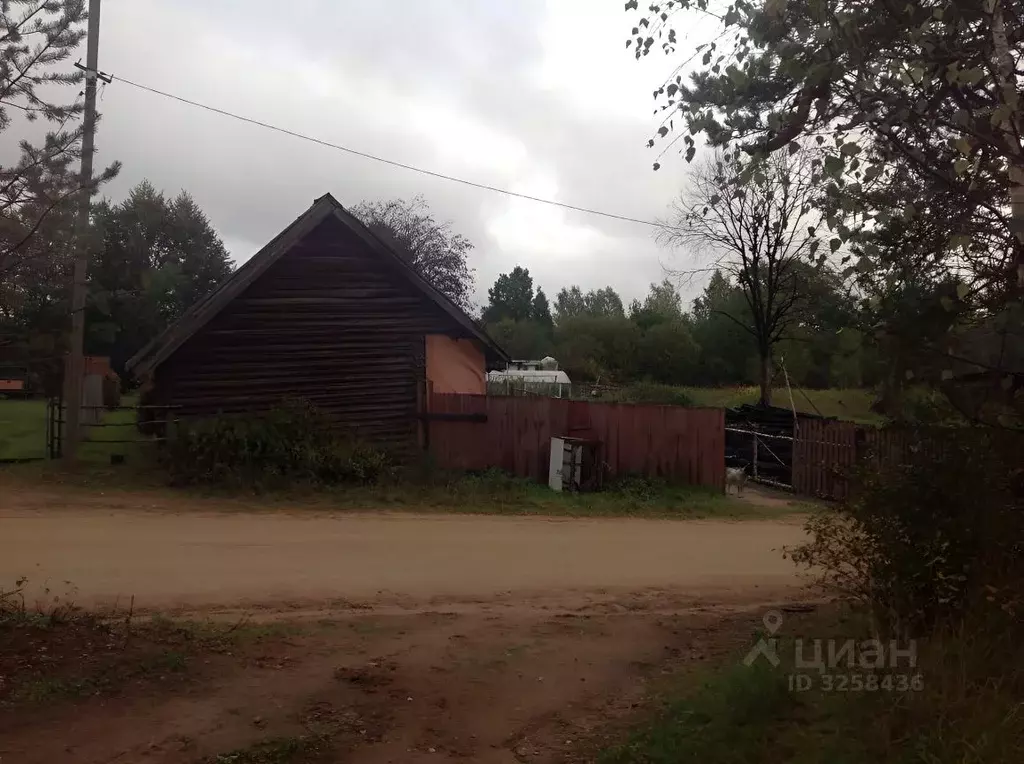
[163,400,391,488]
[791,427,1024,637]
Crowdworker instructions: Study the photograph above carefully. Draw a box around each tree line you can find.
[479,263,872,397]
[625,0,1022,426]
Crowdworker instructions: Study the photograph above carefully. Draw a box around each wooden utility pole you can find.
[64,0,102,463]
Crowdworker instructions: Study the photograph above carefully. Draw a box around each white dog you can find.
[725,466,748,496]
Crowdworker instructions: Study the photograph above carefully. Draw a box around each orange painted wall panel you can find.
[426,335,486,395]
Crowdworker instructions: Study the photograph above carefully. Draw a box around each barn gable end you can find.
[128,195,506,446]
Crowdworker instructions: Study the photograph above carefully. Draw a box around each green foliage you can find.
[634,321,699,384]
[790,429,1024,636]
[628,0,1024,432]
[0,1,121,393]
[600,663,795,764]
[531,288,553,330]
[630,0,1023,254]
[553,285,587,322]
[440,466,533,503]
[350,195,475,313]
[607,475,670,502]
[555,313,639,382]
[395,466,741,518]
[689,271,755,386]
[88,182,233,378]
[662,151,822,406]
[554,285,625,322]
[163,400,391,489]
[483,266,535,324]
[603,607,1024,764]
[485,318,552,360]
[628,279,683,329]
[483,268,869,390]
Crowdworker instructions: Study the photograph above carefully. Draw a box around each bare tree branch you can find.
[659,149,823,405]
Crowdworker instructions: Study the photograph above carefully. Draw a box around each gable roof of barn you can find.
[126,193,507,377]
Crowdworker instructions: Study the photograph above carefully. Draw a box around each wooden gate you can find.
[792,418,859,500]
[792,420,919,501]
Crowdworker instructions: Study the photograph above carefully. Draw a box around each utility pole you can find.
[63,0,102,464]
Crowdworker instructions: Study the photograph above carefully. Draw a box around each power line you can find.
[102,71,673,232]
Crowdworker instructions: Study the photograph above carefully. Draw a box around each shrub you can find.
[163,400,391,488]
[790,428,1024,637]
[608,475,668,502]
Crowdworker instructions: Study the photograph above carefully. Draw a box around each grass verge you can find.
[600,606,1024,764]
[0,462,807,519]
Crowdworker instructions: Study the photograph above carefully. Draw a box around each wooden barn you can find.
[126,193,507,446]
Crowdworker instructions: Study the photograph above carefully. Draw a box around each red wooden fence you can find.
[426,394,725,489]
[793,419,931,500]
[792,418,859,500]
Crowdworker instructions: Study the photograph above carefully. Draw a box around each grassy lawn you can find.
[0,395,153,464]
[77,394,154,465]
[308,473,810,519]
[0,398,48,460]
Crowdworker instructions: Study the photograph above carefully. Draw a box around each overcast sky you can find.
[59,1,714,309]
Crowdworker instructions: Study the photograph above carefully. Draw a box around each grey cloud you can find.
[79,1,698,310]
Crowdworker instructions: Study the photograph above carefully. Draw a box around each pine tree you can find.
[531,289,553,330]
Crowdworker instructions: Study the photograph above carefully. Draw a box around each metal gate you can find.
[45,394,179,461]
[724,425,794,489]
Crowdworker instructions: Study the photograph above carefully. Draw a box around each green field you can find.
[682,385,882,424]
[0,396,145,462]
[0,399,48,460]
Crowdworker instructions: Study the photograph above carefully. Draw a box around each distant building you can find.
[488,357,571,396]
[0,368,24,393]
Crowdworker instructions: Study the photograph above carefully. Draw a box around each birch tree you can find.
[627,0,1024,297]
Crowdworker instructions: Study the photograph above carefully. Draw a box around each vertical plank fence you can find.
[793,418,860,500]
[426,393,725,490]
[793,419,944,501]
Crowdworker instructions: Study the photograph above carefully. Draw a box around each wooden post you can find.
[419,380,433,451]
[752,425,759,482]
[63,0,102,463]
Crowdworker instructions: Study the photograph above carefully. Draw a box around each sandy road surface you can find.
[0,491,812,763]
[0,502,806,611]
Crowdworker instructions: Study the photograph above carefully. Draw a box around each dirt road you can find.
[0,501,806,612]
[0,491,814,763]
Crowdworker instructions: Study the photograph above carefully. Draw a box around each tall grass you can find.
[603,611,1024,763]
